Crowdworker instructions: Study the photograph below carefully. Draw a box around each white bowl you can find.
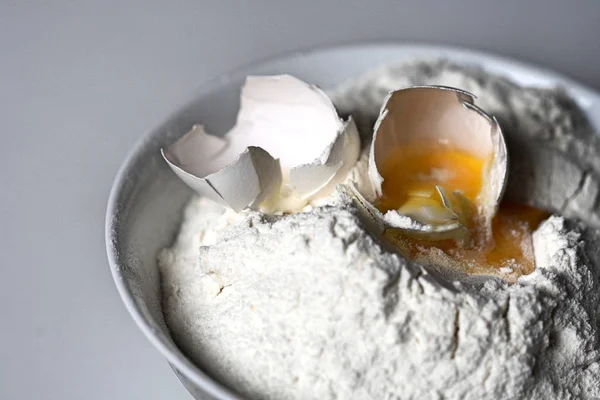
[105,43,600,399]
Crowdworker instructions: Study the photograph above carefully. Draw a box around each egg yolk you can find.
[377,141,549,279]
[377,142,484,212]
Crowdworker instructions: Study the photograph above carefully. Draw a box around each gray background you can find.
[1,1,598,399]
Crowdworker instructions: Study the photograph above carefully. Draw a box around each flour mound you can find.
[161,198,600,400]
[160,61,600,400]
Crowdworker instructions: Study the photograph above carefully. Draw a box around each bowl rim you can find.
[105,41,600,400]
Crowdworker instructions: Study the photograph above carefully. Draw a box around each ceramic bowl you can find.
[105,43,600,399]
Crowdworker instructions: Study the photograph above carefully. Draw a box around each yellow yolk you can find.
[377,142,549,279]
[386,203,548,279]
[483,204,548,272]
[376,142,485,213]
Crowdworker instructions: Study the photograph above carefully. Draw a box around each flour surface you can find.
[160,61,600,400]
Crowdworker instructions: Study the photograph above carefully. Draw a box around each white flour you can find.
[160,61,600,400]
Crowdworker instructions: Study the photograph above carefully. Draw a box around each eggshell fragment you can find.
[229,75,360,201]
[227,75,344,170]
[161,125,282,212]
[364,86,508,237]
[290,118,360,200]
[162,75,361,213]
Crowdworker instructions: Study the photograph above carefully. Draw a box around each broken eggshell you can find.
[162,75,360,213]
[353,86,508,240]
[161,126,282,212]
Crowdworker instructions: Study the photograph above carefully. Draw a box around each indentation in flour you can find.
[561,169,590,212]
[450,309,460,360]
[382,270,401,319]
[501,295,511,342]
[215,282,234,297]
[407,268,424,295]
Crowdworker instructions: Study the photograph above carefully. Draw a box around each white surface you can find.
[1,1,599,400]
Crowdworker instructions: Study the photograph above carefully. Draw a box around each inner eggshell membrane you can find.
[371,88,493,195]
[227,75,343,182]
